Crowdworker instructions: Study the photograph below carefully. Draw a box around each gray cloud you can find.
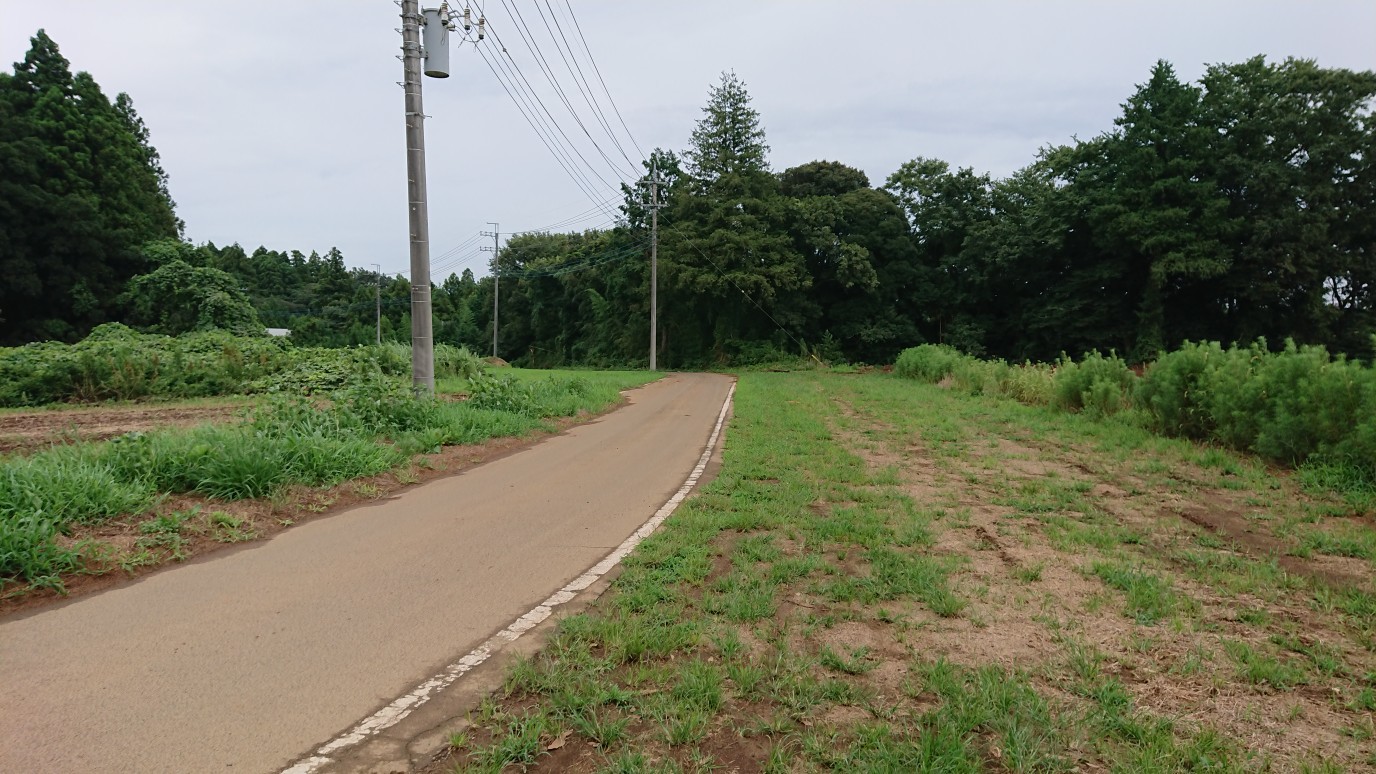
[3,1,1373,279]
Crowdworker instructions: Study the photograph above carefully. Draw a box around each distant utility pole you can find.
[646,160,664,371]
[480,223,500,358]
[372,263,382,344]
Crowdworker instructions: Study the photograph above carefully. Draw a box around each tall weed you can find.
[1052,351,1134,416]
[895,338,1376,493]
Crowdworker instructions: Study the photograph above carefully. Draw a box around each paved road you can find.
[0,373,734,774]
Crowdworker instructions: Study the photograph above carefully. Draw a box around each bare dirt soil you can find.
[0,403,247,454]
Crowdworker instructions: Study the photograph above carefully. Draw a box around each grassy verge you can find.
[437,371,1375,772]
[0,369,656,596]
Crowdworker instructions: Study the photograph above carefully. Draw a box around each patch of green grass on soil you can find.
[439,371,1376,772]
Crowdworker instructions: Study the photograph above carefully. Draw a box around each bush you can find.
[0,324,293,406]
[894,338,1376,491]
[1253,342,1368,465]
[0,327,487,407]
[1052,351,1135,416]
[1001,363,1056,406]
[1136,341,1231,440]
[894,345,965,383]
[1137,339,1376,472]
[467,372,540,415]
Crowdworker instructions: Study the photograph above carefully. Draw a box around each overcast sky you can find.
[4,1,1374,280]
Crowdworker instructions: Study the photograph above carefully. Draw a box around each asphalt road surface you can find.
[0,373,734,773]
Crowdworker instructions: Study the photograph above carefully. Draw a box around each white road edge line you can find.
[282,379,737,774]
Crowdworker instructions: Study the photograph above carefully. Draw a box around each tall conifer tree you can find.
[0,30,180,343]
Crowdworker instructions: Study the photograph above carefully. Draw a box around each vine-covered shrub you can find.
[0,324,484,406]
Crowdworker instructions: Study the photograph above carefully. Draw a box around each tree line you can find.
[3,29,1373,367]
[496,62,1376,367]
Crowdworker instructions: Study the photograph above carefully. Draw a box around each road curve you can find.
[0,373,734,774]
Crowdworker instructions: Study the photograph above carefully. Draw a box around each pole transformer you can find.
[399,0,434,393]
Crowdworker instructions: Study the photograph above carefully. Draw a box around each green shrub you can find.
[434,344,486,380]
[332,376,444,435]
[467,372,541,415]
[1254,342,1368,465]
[1136,342,1224,439]
[0,324,294,406]
[894,338,1376,494]
[894,345,964,383]
[949,357,1007,396]
[1138,339,1376,474]
[1053,351,1135,416]
[0,327,486,408]
[1195,342,1268,449]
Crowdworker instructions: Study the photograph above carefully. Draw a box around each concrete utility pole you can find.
[647,160,663,371]
[399,0,434,393]
[480,223,500,358]
[372,263,382,344]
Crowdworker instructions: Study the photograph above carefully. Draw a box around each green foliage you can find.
[5,44,1376,373]
[123,256,262,335]
[0,448,157,581]
[1138,340,1376,472]
[0,366,631,587]
[1052,351,1135,416]
[0,325,484,407]
[896,339,1376,494]
[893,345,963,382]
[0,324,292,406]
[467,372,540,415]
[0,30,181,345]
[894,345,1057,405]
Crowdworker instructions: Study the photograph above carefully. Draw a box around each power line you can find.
[495,0,635,184]
[501,237,650,279]
[467,1,644,223]
[534,0,639,175]
[560,0,647,163]
[511,196,624,234]
[431,247,486,277]
[469,2,618,210]
[431,231,484,264]
[474,42,612,212]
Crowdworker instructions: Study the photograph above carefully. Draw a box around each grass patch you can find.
[1,368,652,592]
[1091,560,1184,625]
[445,370,1369,772]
